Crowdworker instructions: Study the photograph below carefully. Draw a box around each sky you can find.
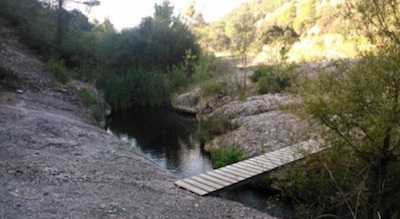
[81,0,247,30]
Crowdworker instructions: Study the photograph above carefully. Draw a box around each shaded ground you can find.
[0,25,274,218]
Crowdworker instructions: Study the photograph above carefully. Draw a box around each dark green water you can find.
[107,105,293,218]
[108,105,213,178]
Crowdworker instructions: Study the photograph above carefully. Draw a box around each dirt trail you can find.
[0,25,274,218]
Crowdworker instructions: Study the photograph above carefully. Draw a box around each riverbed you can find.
[107,105,294,218]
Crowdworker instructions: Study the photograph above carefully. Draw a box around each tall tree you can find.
[182,0,205,27]
[229,9,256,93]
[51,0,100,48]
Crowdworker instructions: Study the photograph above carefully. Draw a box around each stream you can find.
[107,105,293,218]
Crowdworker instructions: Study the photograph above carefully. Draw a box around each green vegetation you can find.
[78,88,102,118]
[0,0,199,108]
[286,55,400,218]
[250,64,295,94]
[210,144,245,168]
[200,80,230,98]
[192,52,227,84]
[192,0,353,61]
[3,0,400,216]
[262,25,299,61]
[98,68,168,109]
[46,60,70,85]
[192,53,232,98]
[277,0,400,217]
[197,115,238,143]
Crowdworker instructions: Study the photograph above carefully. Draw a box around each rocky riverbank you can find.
[0,25,274,218]
[174,74,308,158]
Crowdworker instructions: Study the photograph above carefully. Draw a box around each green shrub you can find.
[98,67,169,109]
[168,64,189,92]
[192,52,226,83]
[250,64,295,94]
[201,80,230,98]
[210,144,245,168]
[197,115,238,143]
[78,88,98,109]
[46,60,70,85]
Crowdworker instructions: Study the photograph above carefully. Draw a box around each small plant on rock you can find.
[46,60,70,85]
[250,64,295,94]
[78,88,102,119]
[197,115,238,143]
[210,144,245,168]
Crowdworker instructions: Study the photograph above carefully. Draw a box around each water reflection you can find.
[108,105,293,217]
[108,105,213,178]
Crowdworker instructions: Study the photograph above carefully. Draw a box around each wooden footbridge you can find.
[174,140,324,196]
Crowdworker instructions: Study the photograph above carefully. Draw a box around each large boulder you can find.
[173,88,200,114]
[202,93,307,158]
[204,93,293,120]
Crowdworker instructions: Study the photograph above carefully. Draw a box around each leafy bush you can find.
[192,52,226,83]
[250,64,295,94]
[200,80,230,98]
[167,64,189,93]
[78,88,99,109]
[286,54,400,218]
[197,115,238,143]
[98,67,169,109]
[210,144,245,168]
[46,60,71,85]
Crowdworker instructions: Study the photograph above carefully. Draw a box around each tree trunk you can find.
[242,54,247,94]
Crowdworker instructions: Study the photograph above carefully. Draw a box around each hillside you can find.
[196,0,360,63]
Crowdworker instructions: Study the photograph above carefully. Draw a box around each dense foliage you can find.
[280,0,400,218]
[250,64,295,94]
[0,0,200,108]
[190,0,350,62]
[197,115,238,143]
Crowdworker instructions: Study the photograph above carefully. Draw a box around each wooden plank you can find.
[268,154,292,163]
[198,173,231,186]
[206,171,239,184]
[245,159,276,169]
[228,163,260,175]
[261,154,287,163]
[225,165,257,177]
[270,150,293,159]
[214,168,246,181]
[253,156,281,165]
[191,176,224,190]
[174,180,208,196]
[271,150,296,160]
[175,142,327,196]
[183,178,215,192]
[219,167,253,178]
[261,153,285,161]
[260,157,284,166]
[212,169,245,181]
[238,161,267,171]
[232,162,263,173]
[245,158,266,166]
